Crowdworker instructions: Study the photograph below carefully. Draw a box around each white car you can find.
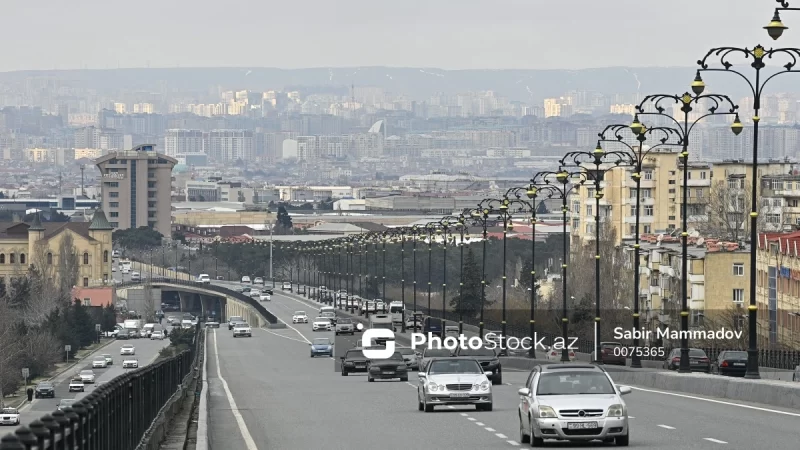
[292,311,308,324]
[254,277,264,285]
[249,289,261,298]
[130,271,141,282]
[102,354,113,365]
[259,293,271,302]
[282,282,292,291]
[233,323,252,337]
[69,378,85,392]
[518,365,630,446]
[120,344,135,355]
[417,357,493,412]
[312,317,333,332]
[92,357,108,368]
[123,358,139,369]
[241,276,251,284]
[545,346,576,362]
[0,408,20,426]
[151,330,164,340]
[196,274,211,284]
[79,370,96,383]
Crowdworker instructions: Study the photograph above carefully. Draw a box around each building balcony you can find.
[688,273,704,284]
[685,196,708,204]
[623,215,654,224]
[684,179,711,187]
[650,285,661,295]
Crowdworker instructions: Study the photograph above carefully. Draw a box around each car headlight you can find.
[427,382,442,392]
[607,404,625,417]
[537,405,557,418]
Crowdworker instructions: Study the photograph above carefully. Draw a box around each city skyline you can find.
[0,0,780,72]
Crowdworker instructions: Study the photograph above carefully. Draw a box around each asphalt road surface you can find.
[18,333,170,427]
[204,285,800,449]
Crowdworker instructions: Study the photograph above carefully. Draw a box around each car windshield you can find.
[237,323,249,327]
[536,372,615,395]
[2,408,18,414]
[724,351,747,358]
[689,349,707,357]
[38,383,52,388]
[396,348,415,355]
[337,318,352,324]
[81,370,93,375]
[294,312,305,316]
[103,354,111,358]
[429,359,482,374]
[313,339,331,345]
[94,357,105,361]
[601,343,622,349]
[320,312,334,317]
[315,317,330,322]
[458,347,496,357]
[59,400,75,406]
[424,348,452,357]
[123,345,133,348]
[230,317,243,322]
[346,350,365,359]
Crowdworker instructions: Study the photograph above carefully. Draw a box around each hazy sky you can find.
[0,0,787,72]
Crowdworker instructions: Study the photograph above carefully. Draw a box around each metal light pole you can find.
[382,233,387,314]
[439,217,459,327]
[635,90,741,373]
[425,223,437,318]
[482,198,514,340]
[412,225,419,330]
[456,217,468,335]
[400,228,407,333]
[696,38,800,379]
[469,206,491,338]
[597,124,682,367]
[561,147,631,364]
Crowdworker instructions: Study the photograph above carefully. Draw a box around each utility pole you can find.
[269,220,274,288]
[80,164,86,197]
[58,172,62,194]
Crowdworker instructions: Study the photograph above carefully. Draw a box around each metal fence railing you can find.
[0,324,202,450]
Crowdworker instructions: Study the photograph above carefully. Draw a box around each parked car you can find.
[282,282,292,291]
[253,277,264,285]
[591,342,626,365]
[663,348,711,372]
[241,276,251,284]
[711,350,748,376]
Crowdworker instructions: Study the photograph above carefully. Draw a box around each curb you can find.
[195,327,209,450]
[13,338,117,409]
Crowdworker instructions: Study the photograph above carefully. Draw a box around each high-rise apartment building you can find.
[94,144,176,237]
[164,129,204,156]
[205,130,254,161]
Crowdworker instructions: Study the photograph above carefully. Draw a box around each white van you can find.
[319,306,335,316]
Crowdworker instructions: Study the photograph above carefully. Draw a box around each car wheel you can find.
[492,374,502,385]
[368,375,374,382]
[519,414,530,443]
[341,370,347,376]
[531,435,545,447]
[400,376,408,382]
[615,433,629,446]
[418,398,424,411]
[424,402,434,412]
[310,354,314,358]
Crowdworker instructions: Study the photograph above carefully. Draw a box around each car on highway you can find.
[340,348,369,376]
[0,408,20,426]
[57,399,76,411]
[79,370,96,383]
[592,342,626,366]
[417,357,493,412]
[312,317,333,332]
[34,382,55,398]
[319,311,337,325]
[195,274,211,284]
[253,277,264,285]
[123,358,139,369]
[282,281,292,291]
[92,357,108,368]
[241,276,251,284]
[419,347,453,372]
[454,346,502,385]
[405,311,424,330]
[292,311,309,324]
[206,320,220,328]
[233,322,252,338]
[131,271,141,282]
[116,329,132,340]
[69,377,85,392]
[444,326,459,337]
[259,292,271,302]
[663,348,710,372]
[102,354,113,365]
[545,346,577,362]
[249,289,261,298]
[120,344,136,355]
[335,318,355,335]
[517,364,631,446]
[236,286,251,294]
[367,351,409,382]
[228,316,244,330]
[711,350,748,376]
[151,330,164,340]
[309,338,334,357]
[396,346,420,370]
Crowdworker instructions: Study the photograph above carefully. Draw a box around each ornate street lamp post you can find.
[480,198,514,340]
[469,206,492,338]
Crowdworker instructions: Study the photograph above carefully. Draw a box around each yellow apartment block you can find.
[756,232,800,349]
[172,211,277,226]
[0,211,114,288]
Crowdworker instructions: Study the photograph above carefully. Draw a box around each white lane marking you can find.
[274,292,321,311]
[467,417,476,421]
[496,433,508,439]
[704,438,728,444]
[632,386,800,418]
[260,328,308,344]
[460,413,469,417]
[212,330,258,450]
[406,382,416,388]
[507,441,520,446]
[447,405,455,409]
[629,416,635,419]
[657,425,675,430]
[485,427,495,432]
[504,383,512,385]
[475,422,485,426]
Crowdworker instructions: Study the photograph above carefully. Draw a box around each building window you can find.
[644,225,651,233]
[630,205,638,216]
[701,171,707,179]
[103,250,109,263]
[108,182,119,187]
[109,192,119,198]
[110,212,119,218]
[19,254,25,264]
[643,170,653,180]
[148,181,156,188]
[83,252,89,265]
[110,202,119,208]
[0,254,5,264]
[668,180,676,185]
[586,205,593,217]
[690,309,704,327]
[83,277,89,287]
[110,222,119,228]
[733,263,744,276]
[47,253,53,264]
[733,288,744,303]
[688,171,692,179]
[148,192,156,198]
[644,205,654,216]
[10,254,15,264]
[83,298,91,306]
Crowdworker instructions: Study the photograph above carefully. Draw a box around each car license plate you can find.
[567,422,598,430]
[383,371,395,375]
[449,393,469,398]
[734,363,745,366]
[355,364,365,368]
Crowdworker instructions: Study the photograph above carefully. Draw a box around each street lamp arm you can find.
[699,45,800,99]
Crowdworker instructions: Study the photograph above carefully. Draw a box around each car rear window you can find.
[689,349,707,357]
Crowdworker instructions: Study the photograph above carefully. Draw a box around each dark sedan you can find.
[367,351,409,382]
[597,342,626,365]
[663,348,711,373]
[711,350,748,376]
[341,348,369,376]
[454,346,502,384]
[34,382,55,398]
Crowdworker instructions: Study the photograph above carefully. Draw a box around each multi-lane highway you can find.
[18,334,170,426]
[206,283,800,449]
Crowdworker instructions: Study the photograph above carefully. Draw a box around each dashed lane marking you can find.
[485,427,495,432]
[475,422,485,426]
[507,440,520,446]
[496,434,508,439]
[632,386,800,418]
[260,328,308,344]
[657,425,675,430]
[213,330,258,450]
[704,438,727,444]
[467,417,476,421]
[460,413,469,416]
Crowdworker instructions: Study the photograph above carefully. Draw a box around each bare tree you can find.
[693,306,749,349]
[698,178,768,241]
[142,281,156,322]
[0,299,24,407]
[31,240,55,281]
[57,233,80,299]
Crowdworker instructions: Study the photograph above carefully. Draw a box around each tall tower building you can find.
[94,144,176,237]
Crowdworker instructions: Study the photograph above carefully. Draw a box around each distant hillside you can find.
[0,66,788,102]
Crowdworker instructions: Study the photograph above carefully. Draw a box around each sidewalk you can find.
[9,338,116,410]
